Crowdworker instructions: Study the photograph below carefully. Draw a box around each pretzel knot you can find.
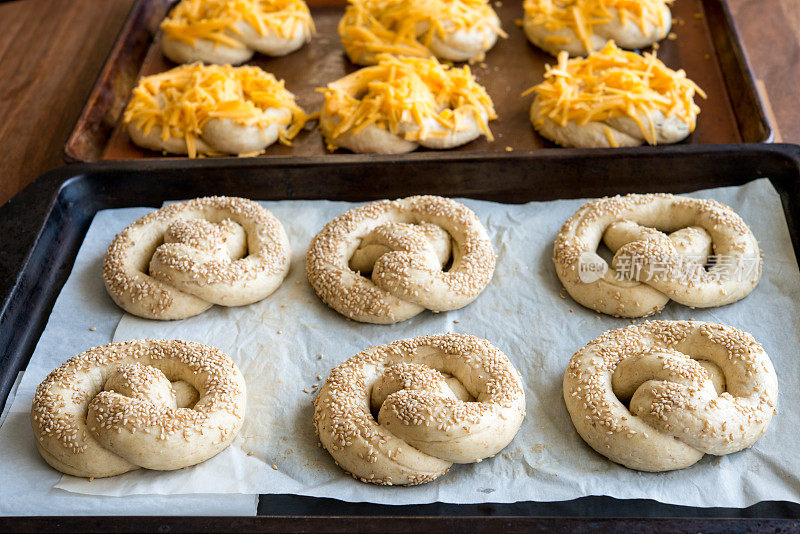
[31,340,246,478]
[161,0,314,65]
[305,195,496,324]
[314,334,526,485]
[523,0,672,57]
[563,321,778,472]
[318,55,497,154]
[339,0,503,66]
[103,196,291,320]
[553,193,761,318]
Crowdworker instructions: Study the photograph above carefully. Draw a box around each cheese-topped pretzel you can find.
[103,196,291,320]
[553,193,761,318]
[564,321,778,472]
[161,0,314,64]
[526,42,705,148]
[305,195,495,324]
[123,63,308,158]
[339,0,504,66]
[523,0,672,57]
[31,340,246,478]
[314,334,525,485]
[319,54,496,154]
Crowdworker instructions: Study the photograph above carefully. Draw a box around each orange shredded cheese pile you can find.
[123,63,309,157]
[339,0,505,61]
[161,0,314,48]
[525,41,705,144]
[320,54,496,145]
[523,0,672,53]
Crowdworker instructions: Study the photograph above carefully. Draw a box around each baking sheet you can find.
[4,178,791,507]
[0,208,258,516]
[66,0,770,162]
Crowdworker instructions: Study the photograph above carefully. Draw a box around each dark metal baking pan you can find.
[2,144,800,530]
[63,0,772,162]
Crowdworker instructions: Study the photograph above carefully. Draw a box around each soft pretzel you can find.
[319,54,496,154]
[314,333,525,485]
[526,42,705,148]
[523,0,672,57]
[31,339,246,479]
[123,63,308,158]
[564,321,778,472]
[339,0,504,66]
[305,195,495,324]
[103,196,290,320]
[553,193,761,317]
[161,0,314,64]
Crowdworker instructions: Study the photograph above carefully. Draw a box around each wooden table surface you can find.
[0,0,798,206]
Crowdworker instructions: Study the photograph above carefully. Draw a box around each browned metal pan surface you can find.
[66,0,770,162]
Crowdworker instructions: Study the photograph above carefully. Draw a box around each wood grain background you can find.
[0,0,797,205]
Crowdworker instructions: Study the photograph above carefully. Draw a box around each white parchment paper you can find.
[0,208,258,516]
[4,179,799,509]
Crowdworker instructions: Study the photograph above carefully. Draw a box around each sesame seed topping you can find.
[305,196,495,324]
[553,193,761,318]
[313,333,525,486]
[563,320,778,472]
[31,339,247,479]
[103,196,290,320]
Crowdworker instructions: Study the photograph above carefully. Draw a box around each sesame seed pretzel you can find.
[103,196,291,320]
[553,193,762,318]
[314,334,526,485]
[563,321,778,471]
[523,0,672,57]
[160,0,314,65]
[31,340,246,479]
[305,195,496,324]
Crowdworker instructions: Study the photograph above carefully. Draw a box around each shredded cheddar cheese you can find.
[123,63,309,157]
[320,54,496,146]
[161,0,314,48]
[339,0,505,62]
[523,0,672,54]
[524,41,705,144]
